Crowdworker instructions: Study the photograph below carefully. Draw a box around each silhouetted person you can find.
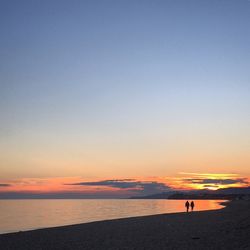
[191,201,195,211]
[185,201,190,212]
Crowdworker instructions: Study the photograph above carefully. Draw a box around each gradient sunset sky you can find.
[0,0,249,198]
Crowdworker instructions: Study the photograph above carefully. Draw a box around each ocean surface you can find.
[0,199,225,234]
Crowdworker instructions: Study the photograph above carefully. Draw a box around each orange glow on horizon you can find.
[168,172,250,190]
[0,173,249,195]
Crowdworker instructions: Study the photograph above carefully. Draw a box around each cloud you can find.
[179,172,238,177]
[66,179,171,196]
[66,179,138,189]
[183,178,248,185]
[203,184,219,188]
[0,183,11,187]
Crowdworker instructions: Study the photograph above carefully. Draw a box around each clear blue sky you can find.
[0,0,250,184]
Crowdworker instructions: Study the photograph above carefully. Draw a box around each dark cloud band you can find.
[183,178,248,185]
[65,179,171,195]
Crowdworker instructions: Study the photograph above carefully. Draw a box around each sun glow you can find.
[173,172,249,190]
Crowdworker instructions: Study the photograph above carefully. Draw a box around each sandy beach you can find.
[0,200,249,250]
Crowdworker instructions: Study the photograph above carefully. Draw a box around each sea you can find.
[0,199,225,234]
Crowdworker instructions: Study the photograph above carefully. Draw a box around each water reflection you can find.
[0,199,225,234]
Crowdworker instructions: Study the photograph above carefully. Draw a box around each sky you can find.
[0,0,250,198]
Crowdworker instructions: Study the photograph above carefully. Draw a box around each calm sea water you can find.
[0,199,225,234]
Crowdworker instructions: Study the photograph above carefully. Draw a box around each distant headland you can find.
[130,186,250,200]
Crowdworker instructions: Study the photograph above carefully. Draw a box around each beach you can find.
[0,200,249,250]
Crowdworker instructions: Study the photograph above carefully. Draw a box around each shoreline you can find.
[0,199,226,235]
[1,200,249,249]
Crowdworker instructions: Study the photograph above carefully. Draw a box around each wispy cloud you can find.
[179,172,238,177]
[66,179,139,189]
[203,184,219,188]
[183,178,248,185]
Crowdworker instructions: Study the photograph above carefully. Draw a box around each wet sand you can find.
[0,200,249,250]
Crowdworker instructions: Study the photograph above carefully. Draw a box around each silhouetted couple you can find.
[185,201,194,212]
